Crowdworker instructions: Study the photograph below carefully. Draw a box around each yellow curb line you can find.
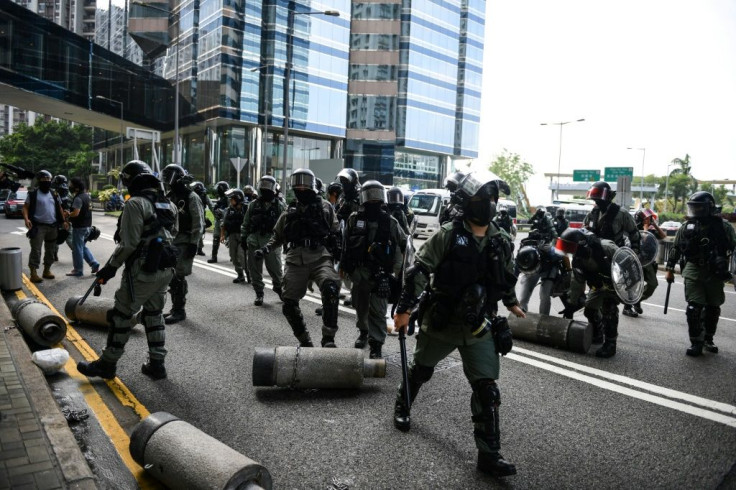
[21,274,160,489]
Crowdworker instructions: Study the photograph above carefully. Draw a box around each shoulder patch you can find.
[455,234,469,247]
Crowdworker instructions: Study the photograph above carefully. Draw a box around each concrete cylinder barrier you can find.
[508,312,591,354]
[253,346,386,389]
[11,299,67,347]
[130,412,272,490]
[64,295,141,328]
[0,247,23,291]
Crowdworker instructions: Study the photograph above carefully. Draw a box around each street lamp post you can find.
[95,95,124,181]
[627,147,646,206]
[540,118,585,201]
[281,7,339,181]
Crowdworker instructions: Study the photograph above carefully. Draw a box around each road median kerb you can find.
[1,297,98,489]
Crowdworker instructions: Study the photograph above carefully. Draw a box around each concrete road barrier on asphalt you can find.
[130,412,272,490]
[64,295,140,328]
[508,312,592,353]
[11,298,67,346]
[252,346,386,389]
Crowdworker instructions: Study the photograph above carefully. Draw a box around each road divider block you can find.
[11,298,66,346]
[64,295,140,328]
[508,312,591,353]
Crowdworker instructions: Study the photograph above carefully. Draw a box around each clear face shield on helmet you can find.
[687,202,710,219]
[258,177,277,194]
[290,172,315,191]
[387,189,403,205]
[360,185,387,204]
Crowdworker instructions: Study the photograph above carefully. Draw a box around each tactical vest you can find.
[587,204,624,245]
[433,221,513,303]
[28,189,63,225]
[336,197,360,223]
[344,211,394,272]
[246,199,280,234]
[283,199,331,247]
[171,189,195,234]
[572,241,609,289]
[223,206,245,233]
[679,217,728,264]
[69,193,92,228]
[214,195,229,211]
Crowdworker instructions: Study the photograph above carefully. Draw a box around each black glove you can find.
[183,243,198,259]
[374,273,392,299]
[254,245,271,259]
[96,264,118,284]
[491,316,513,355]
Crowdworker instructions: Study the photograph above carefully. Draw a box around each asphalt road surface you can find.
[2,213,735,489]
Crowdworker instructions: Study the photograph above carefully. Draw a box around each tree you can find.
[488,149,534,208]
[700,182,730,206]
[668,154,698,212]
[0,119,95,179]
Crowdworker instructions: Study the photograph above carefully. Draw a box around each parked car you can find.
[4,189,27,218]
[0,189,9,214]
[659,221,682,236]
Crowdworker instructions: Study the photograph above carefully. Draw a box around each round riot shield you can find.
[611,247,644,305]
[638,230,659,266]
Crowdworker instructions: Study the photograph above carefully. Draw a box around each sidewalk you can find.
[0,297,96,489]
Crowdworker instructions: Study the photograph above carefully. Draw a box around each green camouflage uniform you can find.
[167,190,205,315]
[242,197,286,296]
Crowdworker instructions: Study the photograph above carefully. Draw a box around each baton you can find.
[398,328,412,419]
[663,281,672,315]
[78,278,102,306]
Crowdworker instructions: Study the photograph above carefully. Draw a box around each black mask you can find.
[466,199,494,226]
[58,187,69,197]
[595,199,610,212]
[261,189,274,201]
[576,245,591,260]
[295,189,317,204]
[364,202,382,220]
[39,181,51,193]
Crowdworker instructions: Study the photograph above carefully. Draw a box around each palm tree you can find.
[669,154,698,212]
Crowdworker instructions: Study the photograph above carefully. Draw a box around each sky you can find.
[477,0,736,201]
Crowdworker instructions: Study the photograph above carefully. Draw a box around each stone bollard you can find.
[253,346,386,389]
[11,299,67,347]
[130,412,272,490]
[508,312,591,354]
[64,295,141,328]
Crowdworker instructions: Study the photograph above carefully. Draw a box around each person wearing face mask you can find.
[583,181,639,250]
[386,186,410,235]
[22,170,68,283]
[439,171,467,225]
[257,169,342,347]
[161,164,205,324]
[341,181,406,358]
[241,175,286,305]
[392,171,524,478]
[208,181,230,263]
[220,189,248,283]
[52,175,73,262]
[65,177,100,277]
[529,205,557,244]
[556,228,622,358]
[335,168,362,307]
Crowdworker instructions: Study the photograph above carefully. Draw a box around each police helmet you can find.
[291,168,317,192]
[36,170,52,181]
[315,178,324,195]
[586,181,616,202]
[53,175,68,188]
[360,180,387,204]
[258,175,278,194]
[161,164,189,187]
[444,171,467,193]
[121,160,159,194]
[454,170,510,207]
[387,186,403,205]
[516,245,541,274]
[226,188,245,203]
[337,168,360,190]
[555,228,597,255]
[535,205,547,214]
[243,185,257,199]
[327,181,343,197]
[190,181,206,195]
[216,181,230,196]
[686,191,716,219]
[498,204,508,214]
[556,208,565,217]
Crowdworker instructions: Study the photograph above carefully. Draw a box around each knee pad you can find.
[410,363,435,384]
[472,379,500,407]
[686,302,704,324]
[141,309,164,329]
[601,301,619,325]
[106,307,132,329]
[320,280,340,303]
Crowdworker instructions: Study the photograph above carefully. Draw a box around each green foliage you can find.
[0,119,95,178]
[657,212,686,223]
[98,188,117,203]
[700,183,730,206]
[107,168,120,181]
[667,154,698,212]
[102,184,115,190]
[488,149,534,205]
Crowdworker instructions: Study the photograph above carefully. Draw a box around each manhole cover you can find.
[383,352,462,372]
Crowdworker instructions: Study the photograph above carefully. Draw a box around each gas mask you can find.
[363,202,382,220]
[294,189,317,204]
[466,199,495,226]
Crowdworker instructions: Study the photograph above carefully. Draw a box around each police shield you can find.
[611,247,644,304]
[638,230,659,266]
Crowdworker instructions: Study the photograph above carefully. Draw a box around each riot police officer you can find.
[516,238,566,315]
[242,175,286,305]
[623,209,666,317]
[493,204,515,238]
[554,208,569,236]
[326,181,343,208]
[529,205,557,243]
[393,171,523,478]
[583,181,640,250]
[243,185,257,205]
[342,181,406,358]
[556,228,622,358]
[335,168,361,224]
[258,169,342,347]
[220,189,247,283]
[77,160,178,380]
[665,192,736,356]
[161,164,205,324]
[52,175,72,262]
[191,181,214,256]
[386,186,410,235]
[439,170,466,225]
[208,181,230,263]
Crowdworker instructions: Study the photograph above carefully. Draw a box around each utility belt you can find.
[287,238,325,250]
[128,239,179,273]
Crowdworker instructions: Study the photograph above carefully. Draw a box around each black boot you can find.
[164,310,186,324]
[394,364,434,432]
[321,336,336,348]
[196,247,206,256]
[207,255,218,263]
[77,359,116,379]
[273,286,283,301]
[315,307,323,316]
[634,302,643,315]
[477,451,517,477]
[297,331,314,348]
[686,342,704,357]
[208,240,220,263]
[704,339,719,354]
[595,340,617,358]
[233,268,246,283]
[141,359,167,380]
[254,293,264,306]
[354,331,368,349]
[165,275,187,324]
[369,339,383,359]
[622,305,638,318]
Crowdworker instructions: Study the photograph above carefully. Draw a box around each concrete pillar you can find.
[252,346,386,389]
[64,295,140,328]
[130,412,272,490]
[11,299,67,347]
[508,312,591,354]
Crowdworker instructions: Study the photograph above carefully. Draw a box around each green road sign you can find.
[573,169,601,182]
[604,167,634,181]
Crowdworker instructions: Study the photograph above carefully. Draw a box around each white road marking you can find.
[657,276,736,295]
[641,302,736,323]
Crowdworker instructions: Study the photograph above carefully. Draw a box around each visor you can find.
[586,186,612,201]
[686,202,709,218]
[290,173,315,190]
[361,186,386,204]
[459,170,506,199]
[387,190,403,204]
[259,178,277,193]
[555,238,579,255]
